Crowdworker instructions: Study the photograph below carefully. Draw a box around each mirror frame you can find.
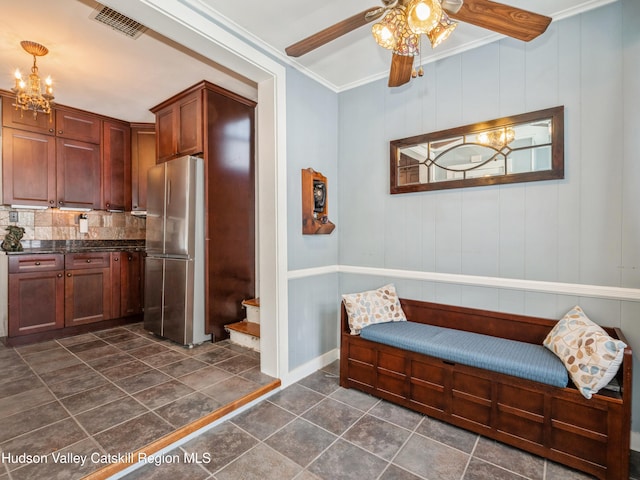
[390,106,564,194]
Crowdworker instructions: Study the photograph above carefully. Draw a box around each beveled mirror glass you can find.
[390,106,564,194]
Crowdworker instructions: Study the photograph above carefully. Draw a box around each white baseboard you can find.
[281,348,340,388]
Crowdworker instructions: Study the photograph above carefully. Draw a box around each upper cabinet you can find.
[130,123,156,212]
[102,120,131,211]
[152,88,203,162]
[1,94,142,211]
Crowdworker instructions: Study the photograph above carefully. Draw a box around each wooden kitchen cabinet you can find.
[8,254,65,337]
[64,253,111,327]
[153,88,203,162]
[130,123,156,212]
[2,128,57,207]
[102,120,131,211]
[120,251,143,316]
[55,106,101,144]
[2,95,55,135]
[56,138,102,209]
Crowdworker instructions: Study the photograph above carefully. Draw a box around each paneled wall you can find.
[337,0,640,435]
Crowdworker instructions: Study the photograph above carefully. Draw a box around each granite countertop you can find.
[3,239,146,255]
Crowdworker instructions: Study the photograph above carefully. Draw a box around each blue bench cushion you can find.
[360,321,569,388]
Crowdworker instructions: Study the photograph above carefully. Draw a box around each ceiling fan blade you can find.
[448,0,551,42]
[388,53,414,87]
[285,7,383,57]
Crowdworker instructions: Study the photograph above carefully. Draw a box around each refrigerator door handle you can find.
[167,179,171,206]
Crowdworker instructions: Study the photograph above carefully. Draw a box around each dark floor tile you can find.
[0,401,69,443]
[302,397,364,436]
[232,400,295,440]
[115,369,172,394]
[416,417,478,453]
[240,366,277,386]
[329,386,379,411]
[463,457,528,480]
[265,418,337,468]
[93,327,132,339]
[101,359,151,381]
[194,347,239,365]
[75,396,148,435]
[343,414,411,460]
[21,348,82,373]
[102,331,143,344]
[178,365,232,390]
[59,383,126,415]
[268,384,325,416]
[154,392,222,428]
[379,464,425,480]
[0,374,43,399]
[630,450,640,480]
[94,412,173,454]
[119,448,211,480]
[117,337,156,351]
[215,442,301,480]
[128,343,174,359]
[307,439,388,480]
[297,371,340,396]
[368,400,425,430]
[0,363,32,383]
[73,344,121,362]
[49,372,108,399]
[133,379,196,410]
[56,333,99,347]
[65,339,109,354]
[0,386,56,419]
[9,438,103,480]
[87,351,135,371]
[182,422,258,474]
[394,433,469,480]
[473,437,544,480]
[202,375,260,404]
[320,359,340,376]
[142,349,189,367]
[544,461,597,480]
[158,357,208,378]
[39,363,95,386]
[0,418,86,471]
[14,340,59,355]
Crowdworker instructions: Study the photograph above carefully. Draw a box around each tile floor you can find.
[118,362,640,480]
[0,323,275,480]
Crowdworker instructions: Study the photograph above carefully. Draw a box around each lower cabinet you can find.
[8,251,144,337]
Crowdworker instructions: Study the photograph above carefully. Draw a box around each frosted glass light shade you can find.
[427,13,457,48]
[406,0,442,34]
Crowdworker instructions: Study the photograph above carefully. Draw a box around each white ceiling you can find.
[0,0,616,123]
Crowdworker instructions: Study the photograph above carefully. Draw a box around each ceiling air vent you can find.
[90,4,147,39]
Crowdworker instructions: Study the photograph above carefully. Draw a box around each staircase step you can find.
[242,298,260,308]
[226,321,260,338]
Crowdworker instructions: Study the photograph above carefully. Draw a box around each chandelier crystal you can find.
[11,41,55,120]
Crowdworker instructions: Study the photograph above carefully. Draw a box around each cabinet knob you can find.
[58,130,63,135]
[58,200,64,205]
[57,273,63,278]
[106,202,110,208]
[114,257,119,261]
[128,256,133,261]
[49,200,55,205]
[49,128,54,133]
[34,261,41,266]
[86,259,91,263]
[66,273,72,277]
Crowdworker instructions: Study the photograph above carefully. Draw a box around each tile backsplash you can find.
[0,206,146,241]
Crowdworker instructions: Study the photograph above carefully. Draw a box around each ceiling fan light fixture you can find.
[427,13,457,48]
[372,11,399,50]
[406,0,443,35]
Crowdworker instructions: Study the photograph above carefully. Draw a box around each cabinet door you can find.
[2,96,55,135]
[102,120,131,211]
[55,107,101,143]
[56,138,101,209]
[8,270,65,336]
[176,91,202,157]
[131,124,156,211]
[120,251,143,316]
[64,266,111,327]
[2,128,56,207]
[155,105,176,163]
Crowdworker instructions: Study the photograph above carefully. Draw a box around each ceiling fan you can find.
[285,0,552,87]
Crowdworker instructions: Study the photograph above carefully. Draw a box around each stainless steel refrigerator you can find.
[143,155,210,346]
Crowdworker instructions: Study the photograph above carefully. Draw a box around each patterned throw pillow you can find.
[342,284,407,335]
[543,306,627,399]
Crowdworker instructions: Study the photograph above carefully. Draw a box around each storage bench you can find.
[339,298,632,480]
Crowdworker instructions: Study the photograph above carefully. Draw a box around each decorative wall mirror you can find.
[390,106,564,194]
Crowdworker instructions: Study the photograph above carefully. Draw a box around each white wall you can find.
[336,0,640,438]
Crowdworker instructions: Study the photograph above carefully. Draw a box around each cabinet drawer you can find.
[9,254,64,273]
[65,252,111,269]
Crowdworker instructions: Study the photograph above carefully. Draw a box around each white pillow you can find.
[342,284,407,335]
[543,306,627,399]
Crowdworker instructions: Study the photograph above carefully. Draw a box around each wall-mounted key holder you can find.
[301,168,335,235]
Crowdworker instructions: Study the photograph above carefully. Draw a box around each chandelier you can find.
[371,0,458,74]
[11,41,55,120]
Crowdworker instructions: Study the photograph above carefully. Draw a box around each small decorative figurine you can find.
[1,225,25,252]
